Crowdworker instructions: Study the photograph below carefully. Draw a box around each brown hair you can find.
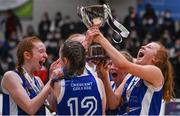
[61,40,86,76]
[16,36,42,73]
[153,42,174,102]
[121,51,133,62]
[67,34,85,41]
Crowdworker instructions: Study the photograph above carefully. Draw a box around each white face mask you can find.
[165,13,171,18]
[175,44,180,49]
[175,40,180,49]
[148,18,153,24]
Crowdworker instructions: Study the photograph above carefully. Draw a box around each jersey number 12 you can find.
[67,96,97,115]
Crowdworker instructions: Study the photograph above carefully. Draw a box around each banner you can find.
[15,0,33,18]
[0,0,28,11]
[0,0,33,18]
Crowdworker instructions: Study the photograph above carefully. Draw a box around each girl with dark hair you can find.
[85,27,174,115]
[1,36,55,115]
[51,40,106,115]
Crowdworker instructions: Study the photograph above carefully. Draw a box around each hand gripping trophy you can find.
[77,4,129,62]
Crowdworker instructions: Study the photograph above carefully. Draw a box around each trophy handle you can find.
[108,18,130,43]
[105,4,129,43]
[77,6,92,28]
[77,4,130,43]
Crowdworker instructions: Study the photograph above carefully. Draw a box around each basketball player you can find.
[1,36,56,115]
[108,51,133,88]
[85,27,174,115]
[51,40,106,115]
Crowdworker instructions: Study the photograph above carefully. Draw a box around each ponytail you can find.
[154,42,174,102]
[163,60,174,102]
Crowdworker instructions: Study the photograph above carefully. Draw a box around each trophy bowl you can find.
[77,4,129,63]
[77,4,109,28]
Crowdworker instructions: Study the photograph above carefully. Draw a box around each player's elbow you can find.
[107,99,120,110]
[26,109,36,115]
[22,103,38,115]
[108,103,119,110]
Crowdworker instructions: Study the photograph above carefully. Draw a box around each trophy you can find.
[77,4,108,28]
[77,4,129,62]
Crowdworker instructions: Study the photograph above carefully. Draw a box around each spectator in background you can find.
[0,63,4,93]
[158,10,175,54]
[50,11,64,33]
[0,39,9,58]
[123,37,140,58]
[45,12,63,59]
[142,3,158,41]
[175,22,180,39]
[0,11,6,41]
[160,30,174,49]
[45,31,60,60]
[0,39,16,69]
[61,15,76,40]
[170,39,180,98]
[49,11,63,45]
[75,19,87,34]
[123,6,142,57]
[160,9,175,38]
[123,6,142,42]
[26,25,36,36]
[4,9,22,41]
[38,12,51,42]
[0,63,4,76]
[0,53,15,72]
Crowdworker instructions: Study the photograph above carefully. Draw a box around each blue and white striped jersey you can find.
[118,74,163,115]
[1,70,46,115]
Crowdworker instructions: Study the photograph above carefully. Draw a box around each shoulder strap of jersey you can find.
[13,69,37,96]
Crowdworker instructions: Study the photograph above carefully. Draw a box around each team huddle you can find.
[1,26,173,115]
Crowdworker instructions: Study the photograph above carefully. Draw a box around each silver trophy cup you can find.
[77,4,109,28]
[77,4,129,62]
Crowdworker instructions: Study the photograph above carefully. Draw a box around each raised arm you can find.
[96,61,126,110]
[86,28,163,87]
[36,76,57,113]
